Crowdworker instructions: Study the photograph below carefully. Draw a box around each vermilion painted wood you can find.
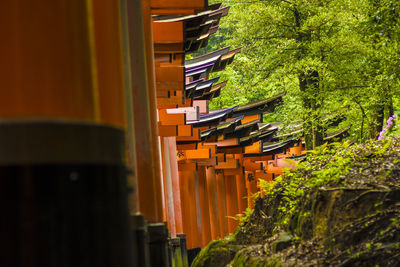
[92,0,127,128]
[0,0,96,120]
[155,65,184,91]
[158,109,186,125]
[153,21,184,43]
[158,125,178,137]
[151,8,195,15]
[197,142,217,156]
[168,137,184,234]
[178,170,192,248]
[156,96,185,107]
[225,175,240,233]
[197,157,218,166]
[178,125,193,137]
[217,146,244,154]
[245,171,258,209]
[255,170,273,181]
[241,114,261,124]
[235,172,248,215]
[188,170,203,248]
[160,138,174,232]
[216,153,226,163]
[206,167,221,239]
[177,162,198,171]
[245,155,273,162]
[176,128,200,141]
[198,166,212,247]
[156,89,183,98]
[176,143,197,151]
[205,137,239,147]
[216,172,229,237]
[223,168,244,176]
[133,0,163,223]
[244,141,262,154]
[177,149,210,161]
[215,158,240,169]
[150,0,206,10]
[243,159,263,172]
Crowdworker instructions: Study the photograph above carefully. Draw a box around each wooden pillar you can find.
[126,0,163,222]
[216,171,229,237]
[168,137,183,234]
[92,0,127,128]
[161,137,176,236]
[245,171,258,209]
[225,175,240,233]
[0,1,134,265]
[234,155,247,214]
[189,170,203,248]
[179,170,192,248]
[206,167,221,240]
[179,169,202,249]
[235,172,248,214]
[0,0,97,120]
[198,166,212,247]
[119,0,139,213]
[92,0,142,216]
[143,0,164,222]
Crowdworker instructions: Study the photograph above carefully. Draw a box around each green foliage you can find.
[205,0,400,144]
[257,138,399,229]
[228,207,255,224]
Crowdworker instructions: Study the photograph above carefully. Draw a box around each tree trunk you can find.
[299,70,324,150]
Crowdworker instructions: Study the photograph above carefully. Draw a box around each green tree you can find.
[207,0,400,146]
[212,0,369,149]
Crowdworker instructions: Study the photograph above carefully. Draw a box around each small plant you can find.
[378,114,398,140]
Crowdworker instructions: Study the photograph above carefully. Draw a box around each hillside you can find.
[193,138,400,266]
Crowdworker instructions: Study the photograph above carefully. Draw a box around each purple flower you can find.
[378,113,398,140]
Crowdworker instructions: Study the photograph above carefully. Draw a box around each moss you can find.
[191,239,243,267]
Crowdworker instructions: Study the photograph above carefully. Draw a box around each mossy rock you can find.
[191,239,243,267]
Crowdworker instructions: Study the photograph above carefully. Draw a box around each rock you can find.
[271,232,292,252]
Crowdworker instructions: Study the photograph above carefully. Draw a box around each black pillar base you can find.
[0,120,133,267]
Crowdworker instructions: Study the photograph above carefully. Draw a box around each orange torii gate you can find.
[2,0,351,265]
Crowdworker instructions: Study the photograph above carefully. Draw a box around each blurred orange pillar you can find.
[206,167,221,240]
[216,171,228,237]
[0,0,97,120]
[198,166,212,247]
[225,175,240,233]
[126,0,163,222]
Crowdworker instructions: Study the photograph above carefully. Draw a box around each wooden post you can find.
[0,0,97,120]
[92,0,127,128]
[206,167,221,240]
[119,0,139,213]
[198,166,212,247]
[142,0,164,222]
[245,171,258,209]
[189,170,203,248]
[234,153,247,215]
[216,171,229,237]
[161,137,176,236]
[235,172,248,215]
[179,170,192,248]
[168,137,184,234]
[126,0,163,222]
[225,175,240,233]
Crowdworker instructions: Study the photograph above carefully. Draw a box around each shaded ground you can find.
[193,138,400,266]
